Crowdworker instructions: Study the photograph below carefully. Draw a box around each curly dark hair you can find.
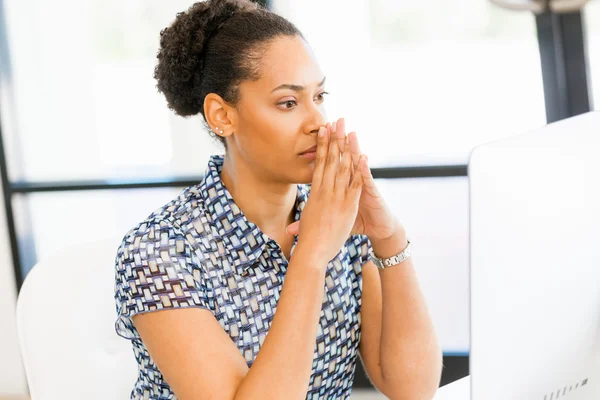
[153,0,303,149]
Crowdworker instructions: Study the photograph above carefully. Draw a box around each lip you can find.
[299,151,316,159]
[299,145,317,155]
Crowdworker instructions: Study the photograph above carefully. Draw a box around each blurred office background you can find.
[0,0,598,397]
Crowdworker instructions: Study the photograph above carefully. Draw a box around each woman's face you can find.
[230,35,328,185]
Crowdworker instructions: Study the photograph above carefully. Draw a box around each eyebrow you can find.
[271,76,326,93]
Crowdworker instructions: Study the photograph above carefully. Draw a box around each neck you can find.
[219,152,297,236]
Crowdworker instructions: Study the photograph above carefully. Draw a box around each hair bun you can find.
[153,0,259,117]
[202,0,256,47]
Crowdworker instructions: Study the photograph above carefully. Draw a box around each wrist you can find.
[370,224,408,259]
[292,240,330,269]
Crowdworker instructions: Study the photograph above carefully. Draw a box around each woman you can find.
[114,0,442,398]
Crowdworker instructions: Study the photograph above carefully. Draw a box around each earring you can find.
[215,127,224,135]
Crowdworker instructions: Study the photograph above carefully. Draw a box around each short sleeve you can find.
[114,217,211,341]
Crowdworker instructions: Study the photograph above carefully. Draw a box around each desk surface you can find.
[433,375,471,400]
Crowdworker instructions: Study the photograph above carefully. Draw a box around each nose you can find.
[304,105,327,136]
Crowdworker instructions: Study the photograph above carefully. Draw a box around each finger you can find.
[335,118,346,153]
[347,131,362,169]
[285,220,300,236]
[360,155,376,191]
[311,126,329,191]
[335,135,353,194]
[346,133,358,174]
[322,122,341,191]
[327,122,335,150]
[347,135,355,183]
[349,154,365,200]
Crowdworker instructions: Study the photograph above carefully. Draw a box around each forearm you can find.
[234,243,326,400]
[372,228,443,399]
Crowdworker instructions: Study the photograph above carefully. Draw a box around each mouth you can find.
[299,145,317,155]
[299,151,316,159]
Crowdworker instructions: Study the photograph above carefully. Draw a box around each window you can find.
[2,0,220,182]
[274,0,547,167]
[585,0,600,108]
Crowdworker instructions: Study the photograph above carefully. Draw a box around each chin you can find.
[294,174,313,185]
[293,164,315,185]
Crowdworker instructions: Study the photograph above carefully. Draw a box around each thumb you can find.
[285,220,300,236]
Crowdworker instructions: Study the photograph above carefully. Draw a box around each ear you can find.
[204,93,237,138]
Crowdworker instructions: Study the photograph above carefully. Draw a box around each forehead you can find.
[257,35,324,89]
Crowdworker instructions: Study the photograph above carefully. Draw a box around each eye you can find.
[276,99,297,110]
[316,91,330,101]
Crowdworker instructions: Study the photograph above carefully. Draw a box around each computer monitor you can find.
[468,111,600,399]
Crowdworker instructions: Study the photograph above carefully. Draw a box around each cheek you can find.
[237,103,305,161]
[241,105,287,142]
[251,122,297,154]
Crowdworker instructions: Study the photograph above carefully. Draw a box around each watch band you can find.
[372,239,412,269]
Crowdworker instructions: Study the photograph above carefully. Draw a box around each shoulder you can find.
[119,184,206,244]
[116,184,209,266]
[149,184,207,229]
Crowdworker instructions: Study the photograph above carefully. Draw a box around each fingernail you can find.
[332,121,337,133]
[319,127,325,137]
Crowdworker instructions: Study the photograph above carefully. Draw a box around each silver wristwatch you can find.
[371,239,412,269]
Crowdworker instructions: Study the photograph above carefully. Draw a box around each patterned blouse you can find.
[114,154,374,399]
